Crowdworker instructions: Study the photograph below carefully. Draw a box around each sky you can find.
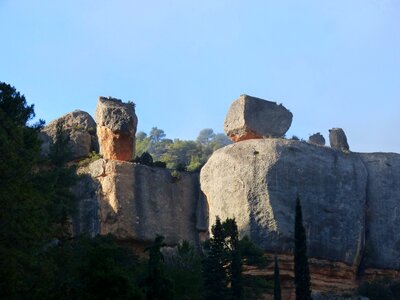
[1,0,399,153]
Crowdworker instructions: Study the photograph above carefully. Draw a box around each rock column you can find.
[95,97,137,161]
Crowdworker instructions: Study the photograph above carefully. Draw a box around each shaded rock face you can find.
[309,132,326,146]
[200,139,367,266]
[224,95,293,142]
[71,174,100,237]
[359,153,400,270]
[89,159,207,245]
[95,97,137,161]
[329,128,349,152]
[40,110,98,159]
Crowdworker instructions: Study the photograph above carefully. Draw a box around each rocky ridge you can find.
[42,94,399,297]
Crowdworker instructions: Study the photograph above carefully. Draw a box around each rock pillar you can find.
[95,97,137,161]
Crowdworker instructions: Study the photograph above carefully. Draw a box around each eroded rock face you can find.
[89,159,206,245]
[224,95,293,142]
[359,152,400,270]
[329,128,349,152]
[309,132,326,146]
[200,139,368,266]
[95,97,137,161]
[40,110,98,159]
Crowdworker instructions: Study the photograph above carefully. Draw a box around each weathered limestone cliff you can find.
[87,159,207,245]
[43,94,399,297]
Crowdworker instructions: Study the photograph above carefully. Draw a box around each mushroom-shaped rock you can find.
[329,128,349,152]
[95,97,137,161]
[224,95,293,142]
[40,110,98,159]
[308,132,326,146]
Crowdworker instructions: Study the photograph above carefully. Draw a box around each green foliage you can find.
[144,235,174,300]
[274,256,282,300]
[239,236,268,267]
[134,151,166,168]
[357,277,400,300]
[78,151,102,167]
[203,217,228,300]
[164,240,202,300]
[294,196,312,300]
[39,235,144,300]
[135,127,231,171]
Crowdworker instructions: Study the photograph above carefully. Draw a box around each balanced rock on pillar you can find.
[224,94,293,142]
[95,97,138,161]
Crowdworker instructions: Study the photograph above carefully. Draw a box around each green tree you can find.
[274,256,282,300]
[164,240,202,300]
[0,82,49,297]
[294,196,312,300]
[144,235,174,300]
[196,128,215,145]
[203,217,227,300]
[224,218,243,300]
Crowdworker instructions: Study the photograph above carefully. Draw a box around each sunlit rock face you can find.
[224,95,292,142]
[95,97,137,161]
[88,159,208,245]
[40,110,98,159]
[201,138,368,267]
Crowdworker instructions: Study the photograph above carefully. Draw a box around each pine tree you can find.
[203,217,227,300]
[294,196,312,300]
[274,255,282,300]
[224,218,243,300]
[144,235,174,300]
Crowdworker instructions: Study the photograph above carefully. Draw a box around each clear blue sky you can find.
[1,0,399,153]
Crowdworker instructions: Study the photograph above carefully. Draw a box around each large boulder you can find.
[200,138,368,266]
[329,128,349,152]
[95,97,137,161]
[359,152,400,270]
[89,159,207,245]
[40,110,98,159]
[224,95,293,142]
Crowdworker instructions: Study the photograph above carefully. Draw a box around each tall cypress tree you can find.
[274,255,282,300]
[294,196,312,300]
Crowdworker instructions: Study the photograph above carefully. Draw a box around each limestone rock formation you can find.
[329,128,349,152]
[359,152,400,270]
[200,139,367,266]
[224,95,293,142]
[95,97,137,161]
[308,132,326,146]
[88,159,206,245]
[40,110,98,159]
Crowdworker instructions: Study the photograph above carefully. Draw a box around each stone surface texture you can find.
[359,152,400,270]
[95,97,137,161]
[224,95,293,142]
[40,110,98,159]
[201,138,368,266]
[309,132,326,146]
[88,159,206,245]
[329,128,349,152]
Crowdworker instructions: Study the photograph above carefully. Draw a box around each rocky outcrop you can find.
[309,132,326,146]
[201,139,367,266]
[359,152,400,270]
[88,159,207,245]
[224,95,293,142]
[40,110,98,159]
[95,97,137,161]
[329,128,349,152]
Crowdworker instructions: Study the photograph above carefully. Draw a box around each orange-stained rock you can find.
[95,97,137,161]
[97,127,134,161]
